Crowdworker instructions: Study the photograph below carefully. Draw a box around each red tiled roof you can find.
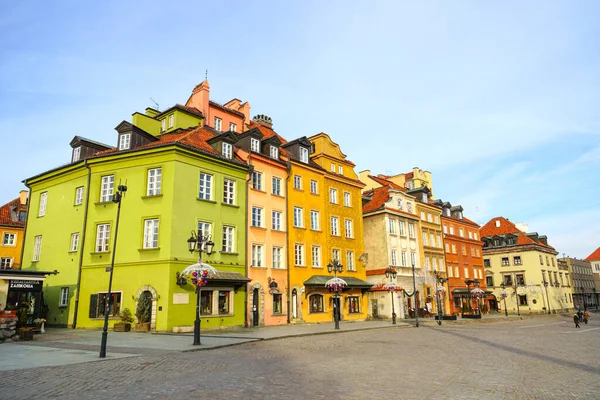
[480,216,554,249]
[585,247,600,261]
[369,175,404,191]
[363,186,391,213]
[405,172,414,179]
[249,121,288,145]
[0,198,24,227]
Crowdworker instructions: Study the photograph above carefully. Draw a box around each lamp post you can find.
[327,259,344,330]
[385,267,398,325]
[186,230,215,345]
[543,281,551,314]
[433,270,448,326]
[464,279,475,316]
[100,183,127,359]
[411,261,419,328]
[499,283,508,317]
[473,279,481,316]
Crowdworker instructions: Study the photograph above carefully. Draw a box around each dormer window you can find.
[397,199,403,210]
[421,193,427,202]
[214,117,222,132]
[299,147,309,163]
[161,119,166,132]
[168,114,174,128]
[251,138,260,152]
[270,146,279,159]
[72,146,81,162]
[119,134,131,150]
[222,142,232,159]
[230,123,237,132]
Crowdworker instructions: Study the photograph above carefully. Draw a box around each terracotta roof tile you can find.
[585,247,600,261]
[363,186,391,213]
[368,175,405,191]
[481,216,554,249]
[0,198,24,227]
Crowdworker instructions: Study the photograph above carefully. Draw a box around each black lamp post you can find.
[433,270,448,325]
[187,231,215,346]
[411,261,419,328]
[464,279,475,316]
[473,279,481,316]
[499,283,508,317]
[385,267,398,325]
[99,184,127,359]
[543,281,551,314]
[327,259,343,330]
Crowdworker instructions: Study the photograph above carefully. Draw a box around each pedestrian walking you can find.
[574,314,580,328]
[583,311,590,324]
[577,308,583,321]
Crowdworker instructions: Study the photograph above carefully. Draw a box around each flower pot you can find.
[134,322,151,332]
[19,328,33,341]
[113,323,131,332]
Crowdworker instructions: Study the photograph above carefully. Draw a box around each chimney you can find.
[253,114,273,129]
[186,79,210,121]
[19,190,28,205]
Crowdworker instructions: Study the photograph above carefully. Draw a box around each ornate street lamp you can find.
[384,267,399,325]
[182,230,216,345]
[470,280,484,316]
[543,281,551,314]
[326,259,345,330]
[433,270,447,325]
[464,279,475,316]
[499,283,508,317]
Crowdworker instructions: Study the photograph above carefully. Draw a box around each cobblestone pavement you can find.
[1,315,599,399]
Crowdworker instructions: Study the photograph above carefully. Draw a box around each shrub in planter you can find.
[135,294,152,332]
[114,308,134,332]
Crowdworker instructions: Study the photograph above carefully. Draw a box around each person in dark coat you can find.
[577,309,583,321]
[574,314,580,328]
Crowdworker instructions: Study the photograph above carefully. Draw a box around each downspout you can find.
[72,160,92,329]
[244,155,253,328]
[19,182,33,268]
[285,160,292,324]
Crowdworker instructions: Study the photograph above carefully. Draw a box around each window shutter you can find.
[89,294,98,318]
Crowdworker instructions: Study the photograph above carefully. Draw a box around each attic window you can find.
[222,143,232,159]
[72,146,81,162]
[119,134,131,150]
[229,123,237,132]
[168,114,174,128]
[161,118,166,132]
[270,145,279,159]
[251,138,260,153]
[299,147,309,163]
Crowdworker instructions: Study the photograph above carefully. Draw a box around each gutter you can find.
[285,160,292,324]
[72,159,92,329]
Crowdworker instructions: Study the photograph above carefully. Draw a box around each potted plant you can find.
[113,308,134,332]
[135,294,151,332]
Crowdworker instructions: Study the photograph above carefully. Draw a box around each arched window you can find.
[309,294,324,313]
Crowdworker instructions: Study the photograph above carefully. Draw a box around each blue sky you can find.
[1,1,599,258]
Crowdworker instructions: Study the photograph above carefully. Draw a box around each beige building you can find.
[584,247,600,308]
[560,257,596,310]
[359,168,434,198]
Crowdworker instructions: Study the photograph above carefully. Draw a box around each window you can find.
[294,244,305,266]
[519,295,528,306]
[397,199,403,210]
[331,217,339,236]
[449,226,455,235]
[539,255,543,265]
[72,146,81,162]
[272,211,282,231]
[408,223,415,238]
[338,166,343,175]
[330,163,335,172]
[427,213,433,222]
[451,244,456,254]
[2,233,16,246]
[147,168,162,196]
[468,231,473,239]
[222,142,232,159]
[251,244,263,267]
[229,122,237,132]
[199,173,213,200]
[161,118,166,132]
[214,117,222,131]
[329,188,338,204]
[454,266,459,277]
[484,259,491,267]
[70,232,79,252]
[422,231,428,246]
[448,267,453,278]
[461,245,466,256]
[293,207,303,228]
[399,221,405,236]
[389,219,396,234]
[251,207,263,227]
[270,146,279,159]
[272,177,282,196]
[310,180,318,194]
[59,287,69,307]
[432,257,438,269]
[501,257,509,266]
[310,211,320,230]
[411,253,417,266]
[513,256,522,265]
[436,234,441,248]
[222,226,235,253]
[38,192,47,216]
[75,186,84,205]
[445,243,450,252]
[391,250,398,266]
[464,267,469,278]
[346,251,355,271]
[33,235,42,261]
[252,171,263,190]
[503,275,513,286]
[201,291,212,315]
[343,192,351,207]
[119,133,131,150]
[401,251,407,266]
[197,222,212,250]
[223,179,235,205]
[250,138,260,152]
[95,224,110,252]
[312,246,321,267]
[516,274,525,285]
[420,211,426,220]
[430,233,435,247]
[344,219,353,238]
[293,175,302,190]
[89,292,122,318]
[474,232,478,240]
[443,225,448,234]
[0,258,12,269]
[348,296,360,313]
[273,293,283,314]
[434,215,439,224]
[407,202,412,213]
[546,256,549,266]
[459,228,464,237]
[309,294,324,313]
[485,276,494,287]
[551,258,555,267]
[165,114,173,128]
[143,219,159,249]
[219,291,230,314]
[332,249,341,262]
[272,247,283,269]
[299,147,309,163]
[100,175,114,202]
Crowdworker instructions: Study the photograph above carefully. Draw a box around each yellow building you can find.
[359,168,434,197]
[283,133,370,324]
[0,191,28,271]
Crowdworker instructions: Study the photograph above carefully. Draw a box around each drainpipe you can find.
[19,182,33,268]
[72,160,92,329]
[285,160,292,324]
[244,157,253,328]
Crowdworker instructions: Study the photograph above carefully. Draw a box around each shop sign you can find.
[9,279,42,292]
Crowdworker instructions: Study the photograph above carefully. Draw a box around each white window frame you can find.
[330,163,335,172]
[161,118,166,132]
[332,249,340,262]
[391,250,398,266]
[96,224,110,253]
[294,244,305,266]
[389,219,396,234]
[343,192,351,207]
[38,192,47,216]
[294,207,304,228]
[75,186,84,205]
[408,223,415,238]
[329,188,337,204]
[2,233,16,246]
[222,142,232,159]
[59,287,69,307]
[338,166,343,175]
[272,177,282,196]
[272,247,283,269]
[223,178,236,205]
[293,175,302,190]
[272,211,282,231]
[299,147,309,163]
[310,210,320,231]
[252,171,263,190]
[229,122,237,132]
[119,133,131,150]
[100,175,114,203]
[214,117,222,131]
[251,244,264,267]
[347,250,355,271]
[312,245,321,267]
[70,232,80,252]
[251,138,260,152]
[399,221,405,236]
[331,216,339,236]
[222,225,235,253]
[0,257,12,269]
[143,219,159,249]
[270,146,279,159]
[147,168,162,196]
[199,173,213,200]
[72,146,81,162]
[310,180,318,194]
[33,235,42,261]
[251,207,263,228]
[401,251,407,267]
[345,219,353,238]
[197,221,212,251]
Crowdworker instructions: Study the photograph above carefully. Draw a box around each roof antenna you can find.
[150,97,159,111]
[205,69,208,80]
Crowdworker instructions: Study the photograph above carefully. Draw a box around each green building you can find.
[22,107,250,332]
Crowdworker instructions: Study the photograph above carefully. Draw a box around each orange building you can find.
[435,201,486,315]
[0,191,28,270]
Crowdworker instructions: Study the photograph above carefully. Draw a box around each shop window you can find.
[218,291,230,314]
[88,292,122,318]
[201,291,213,315]
[348,296,360,313]
[273,294,283,314]
[309,294,324,313]
[519,295,528,306]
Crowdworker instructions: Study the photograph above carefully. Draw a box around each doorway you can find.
[252,289,259,326]
[371,299,378,319]
[291,289,298,319]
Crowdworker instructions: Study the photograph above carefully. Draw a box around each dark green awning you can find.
[303,275,373,289]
